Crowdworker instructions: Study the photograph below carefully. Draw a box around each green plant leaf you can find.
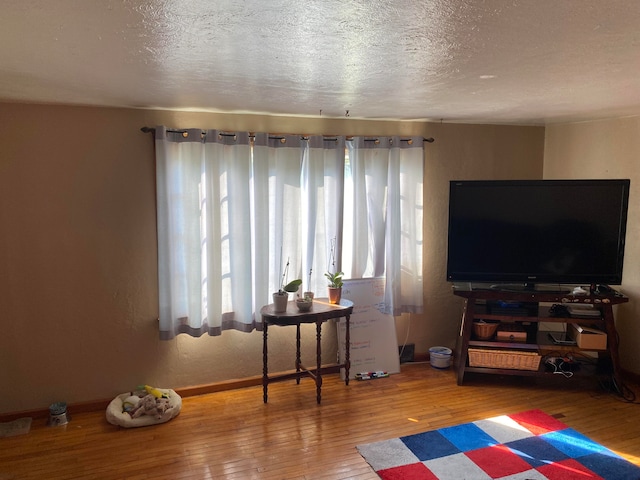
[324,271,344,288]
[282,279,302,293]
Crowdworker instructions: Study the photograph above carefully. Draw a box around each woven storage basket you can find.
[473,321,500,340]
[468,348,541,371]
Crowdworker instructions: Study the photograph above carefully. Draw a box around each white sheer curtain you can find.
[154,128,347,339]
[155,128,257,339]
[154,127,423,339]
[255,133,304,306]
[346,137,424,315]
[302,136,346,293]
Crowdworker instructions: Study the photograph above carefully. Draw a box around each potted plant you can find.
[273,258,302,313]
[295,295,313,312]
[325,271,344,304]
[302,268,314,300]
[325,237,343,304]
[294,268,314,312]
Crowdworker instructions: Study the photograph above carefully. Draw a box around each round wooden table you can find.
[260,298,354,404]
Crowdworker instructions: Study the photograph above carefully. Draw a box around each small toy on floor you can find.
[131,394,173,420]
[143,384,169,399]
[355,371,389,381]
[121,385,173,419]
[122,395,140,413]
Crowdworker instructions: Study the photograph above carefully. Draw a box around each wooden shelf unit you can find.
[453,287,628,385]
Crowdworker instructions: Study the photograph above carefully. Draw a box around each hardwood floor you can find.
[2,363,639,479]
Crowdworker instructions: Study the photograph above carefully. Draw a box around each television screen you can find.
[446,179,630,287]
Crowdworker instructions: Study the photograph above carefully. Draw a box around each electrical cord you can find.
[548,329,640,403]
[543,355,574,378]
[605,329,640,403]
[596,375,639,403]
[542,352,638,401]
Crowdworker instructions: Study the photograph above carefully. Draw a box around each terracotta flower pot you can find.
[328,287,342,304]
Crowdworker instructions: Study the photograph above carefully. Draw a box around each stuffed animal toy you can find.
[144,384,168,399]
[130,388,147,398]
[131,394,172,420]
[122,395,140,413]
[156,397,172,416]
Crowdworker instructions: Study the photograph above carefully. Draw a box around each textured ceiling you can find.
[2,0,640,125]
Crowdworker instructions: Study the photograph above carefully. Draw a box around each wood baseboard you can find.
[0,366,341,423]
[2,364,637,423]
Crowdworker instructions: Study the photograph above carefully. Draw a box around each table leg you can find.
[344,313,351,386]
[316,319,322,404]
[296,323,301,384]
[263,321,268,403]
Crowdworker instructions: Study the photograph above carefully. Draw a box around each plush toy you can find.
[144,385,168,399]
[131,394,173,420]
[130,388,147,398]
[122,395,140,413]
[156,397,172,416]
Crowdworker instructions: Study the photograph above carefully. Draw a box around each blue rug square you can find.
[400,430,460,461]
[507,435,570,468]
[439,421,499,452]
[580,451,640,480]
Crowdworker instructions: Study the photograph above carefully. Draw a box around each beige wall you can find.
[544,116,640,374]
[0,102,544,414]
[413,122,545,353]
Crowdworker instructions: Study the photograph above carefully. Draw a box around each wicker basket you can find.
[473,320,500,340]
[468,348,541,371]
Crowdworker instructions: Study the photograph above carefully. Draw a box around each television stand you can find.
[453,287,628,387]
[488,283,573,294]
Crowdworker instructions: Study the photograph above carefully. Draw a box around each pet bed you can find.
[106,388,181,428]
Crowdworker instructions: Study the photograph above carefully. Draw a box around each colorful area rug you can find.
[357,409,640,479]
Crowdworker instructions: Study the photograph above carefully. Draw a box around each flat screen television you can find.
[446,179,630,289]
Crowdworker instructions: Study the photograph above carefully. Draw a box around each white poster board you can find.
[337,277,400,379]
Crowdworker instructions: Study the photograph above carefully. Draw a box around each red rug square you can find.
[537,458,605,480]
[509,409,569,435]
[465,444,533,478]
[378,462,439,480]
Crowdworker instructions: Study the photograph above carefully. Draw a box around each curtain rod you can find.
[140,126,434,143]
